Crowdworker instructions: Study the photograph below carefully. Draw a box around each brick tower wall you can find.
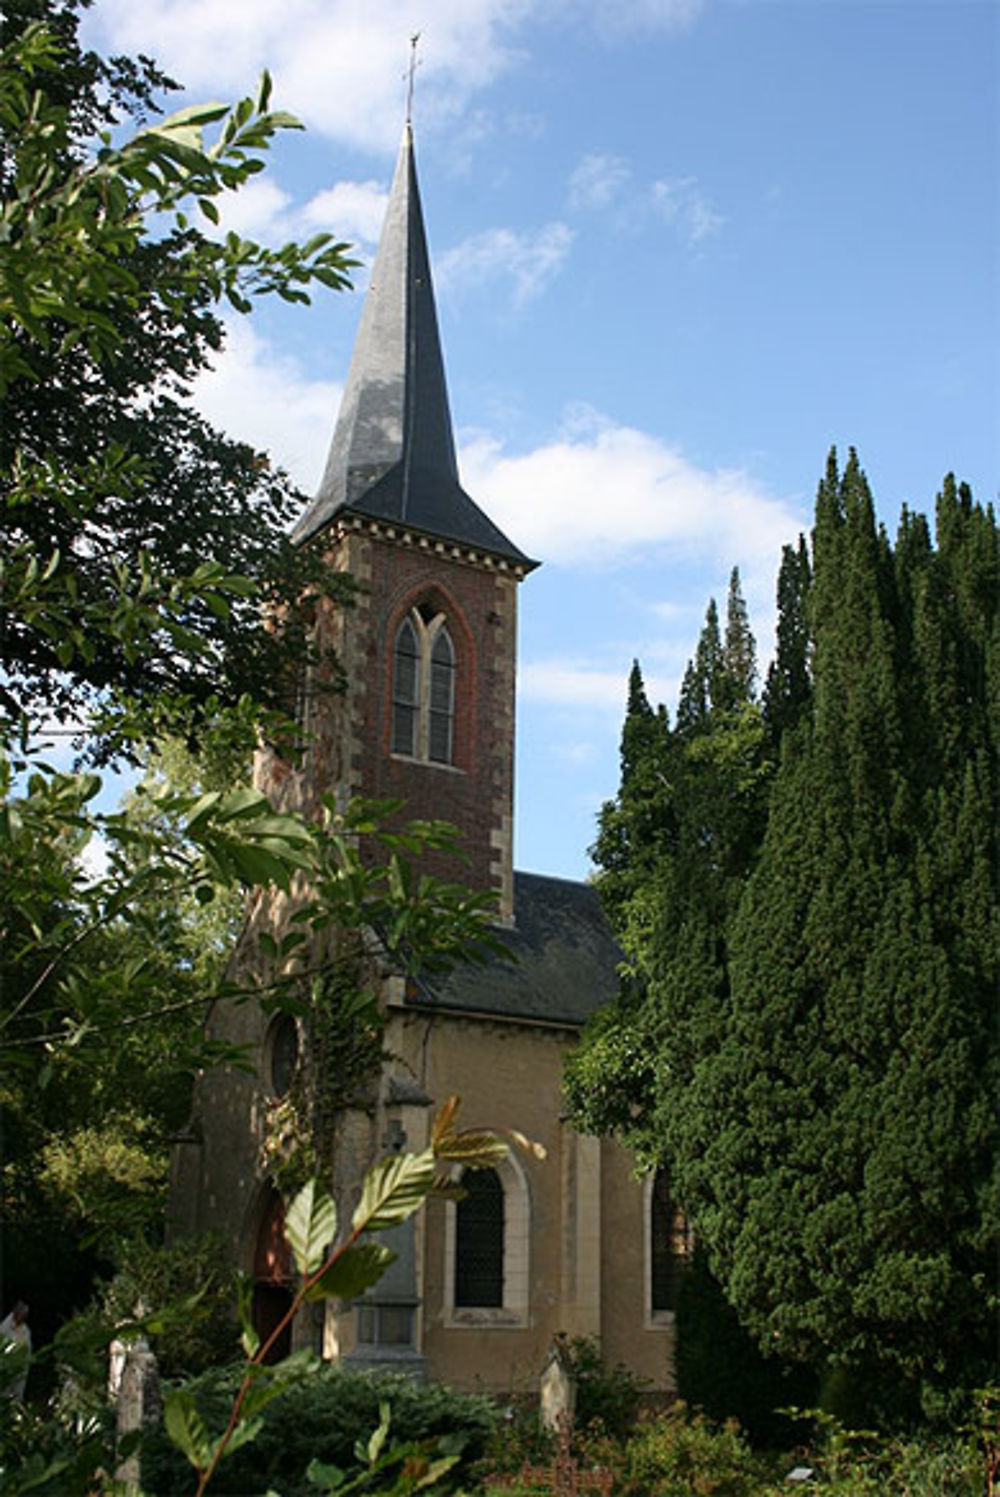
[295,521,521,921]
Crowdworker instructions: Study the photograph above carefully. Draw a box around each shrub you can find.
[622,1404,773,1497]
[99,1232,242,1379]
[674,1247,815,1445]
[787,1408,985,1496]
[140,1363,498,1496]
[558,1334,647,1441]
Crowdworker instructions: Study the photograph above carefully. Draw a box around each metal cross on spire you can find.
[405,32,421,124]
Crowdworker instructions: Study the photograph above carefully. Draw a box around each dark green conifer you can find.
[763,535,812,742]
[676,597,722,737]
[722,567,757,708]
[701,453,997,1415]
[570,449,999,1423]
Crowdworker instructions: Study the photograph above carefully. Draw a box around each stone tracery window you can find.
[391,605,455,764]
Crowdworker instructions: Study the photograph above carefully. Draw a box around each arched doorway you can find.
[252,1187,294,1363]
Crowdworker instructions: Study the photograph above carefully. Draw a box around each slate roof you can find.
[292,126,535,570]
[408,871,622,1028]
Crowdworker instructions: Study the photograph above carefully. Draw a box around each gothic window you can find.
[650,1169,694,1315]
[429,627,455,763]
[391,617,420,755]
[455,1168,504,1307]
[391,606,456,764]
[265,1015,299,1098]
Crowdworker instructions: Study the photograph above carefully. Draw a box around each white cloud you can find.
[519,662,628,708]
[87,0,705,154]
[460,408,800,573]
[552,741,598,765]
[187,322,798,594]
[194,175,389,254]
[302,181,390,245]
[210,178,294,240]
[588,0,705,38]
[438,222,573,307]
[652,176,724,243]
[568,153,724,245]
[569,152,631,211]
[190,321,340,494]
[519,659,679,714]
[87,0,535,154]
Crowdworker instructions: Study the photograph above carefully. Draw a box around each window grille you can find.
[455,1168,504,1307]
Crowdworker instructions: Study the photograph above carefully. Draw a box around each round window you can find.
[267,1015,299,1097]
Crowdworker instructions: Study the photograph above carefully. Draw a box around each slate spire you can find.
[292,125,533,567]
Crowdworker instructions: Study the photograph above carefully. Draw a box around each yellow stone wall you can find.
[385,1001,676,1395]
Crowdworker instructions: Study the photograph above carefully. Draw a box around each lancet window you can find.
[391,605,456,764]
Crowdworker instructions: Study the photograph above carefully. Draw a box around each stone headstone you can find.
[540,1340,576,1433]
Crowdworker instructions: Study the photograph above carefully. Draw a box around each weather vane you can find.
[405,32,421,124]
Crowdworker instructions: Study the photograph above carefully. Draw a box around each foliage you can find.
[1,3,357,745]
[482,1400,989,1497]
[0,0,355,1322]
[483,1416,614,1497]
[556,1335,647,1442]
[98,1233,242,1379]
[157,1098,516,1496]
[568,453,999,1420]
[567,570,770,1160]
[674,1248,815,1446]
[621,1405,770,1496]
[142,1365,498,1496]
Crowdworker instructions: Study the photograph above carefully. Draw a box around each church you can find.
[171,124,689,1397]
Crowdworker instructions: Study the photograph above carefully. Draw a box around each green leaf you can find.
[219,1415,265,1457]
[305,1242,397,1302]
[240,1350,320,1419]
[163,1388,213,1470]
[225,841,293,888]
[184,790,222,833]
[237,1273,260,1358]
[285,1178,337,1276]
[352,1149,436,1233]
[415,1454,461,1490]
[306,1458,349,1492]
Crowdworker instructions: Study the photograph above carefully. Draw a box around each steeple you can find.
[293,126,534,569]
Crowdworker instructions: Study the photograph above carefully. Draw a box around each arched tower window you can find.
[428,627,455,763]
[391,617,420,755]
[455,1167,504,1308]
[649,1169,694,1316]
[391,605,456,765]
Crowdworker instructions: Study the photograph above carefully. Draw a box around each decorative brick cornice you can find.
[326,513,529,580]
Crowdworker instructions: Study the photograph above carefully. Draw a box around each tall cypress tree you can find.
[763,536,812,744]
[568,590,769,1160]
[569,450,998,1422]
[590,661,674,937]
[722,566,757,708]
[696,454,998,1416]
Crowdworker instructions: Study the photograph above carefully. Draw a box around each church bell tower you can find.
[284,124,537,920]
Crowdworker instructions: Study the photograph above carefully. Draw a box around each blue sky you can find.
[85,0,999,880]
